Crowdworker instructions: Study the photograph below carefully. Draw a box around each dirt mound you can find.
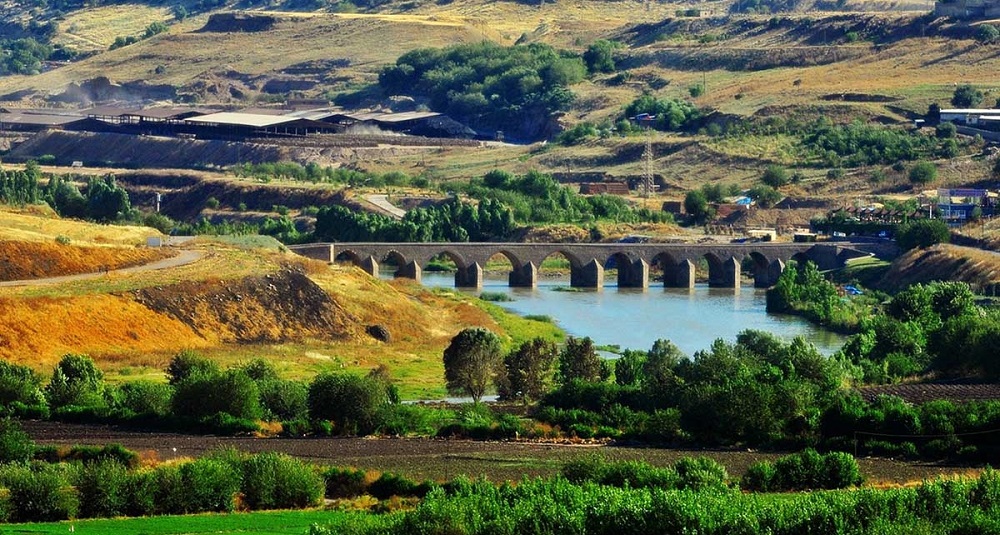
[878,244,1000,292]
[131,268,358,344]
[0,241,173,282]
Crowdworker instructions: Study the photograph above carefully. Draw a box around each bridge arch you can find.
[704,252,741,288]
[653,251,695,288]
[605,251,649,288]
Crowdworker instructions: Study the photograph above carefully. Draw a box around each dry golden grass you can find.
[0,206,160,246]
[51,4,172,52]
[879,243,1000,291]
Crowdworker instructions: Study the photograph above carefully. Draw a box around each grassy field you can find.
[0,509,352,535]
[50,4,172,52]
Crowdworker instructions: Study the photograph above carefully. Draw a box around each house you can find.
[939,108,1000,126]
[937,188,997,224]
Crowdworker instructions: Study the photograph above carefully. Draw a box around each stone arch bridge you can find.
[289,241,895,289]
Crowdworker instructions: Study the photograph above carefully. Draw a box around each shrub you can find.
[0,419,34,464]
[909,161,937,184]
[178,458,239,513]
[324,467,369,499]
[0,361,47,417]
[369,472,434,499]
[308,373,393,435]
[76,460,129,518]
[896,219,950,251]
[45,354,105,410]
[115,380,172,417]
[123,469,157,517]
[4,465,78,522]
[259,379,309,421]
[172,369,262,422]
[741,461,777,492]
[674,457,729,491]
[761,165,789,187]
[240,452,324,510]
[166,350,219,385]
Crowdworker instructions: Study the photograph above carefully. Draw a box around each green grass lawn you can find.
[0,510,354,535]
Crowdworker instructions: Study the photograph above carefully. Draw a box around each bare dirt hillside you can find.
[878,243,1000,291]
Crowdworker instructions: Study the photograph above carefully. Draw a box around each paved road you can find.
[365,194,407,219]
[0,248,203,288]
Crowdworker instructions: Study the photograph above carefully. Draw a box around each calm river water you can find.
[407,271,847,357]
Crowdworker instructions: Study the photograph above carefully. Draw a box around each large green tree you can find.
[558,336,602,384]
[442,328,504,404]
[499,338,558,402]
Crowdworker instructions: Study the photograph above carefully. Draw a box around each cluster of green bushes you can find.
[0,442,323,522]
[0,38,53,75]
[378,42,586,140]
[313,169,669,243]
[0,165,130,223]
[822,393,1000,460]
[766,260,877,333]
[538,331,843,448]
[311,469,1000,535]
[742,449,862,492]
[563,456,729,492]
[623,94,702,132]
[314,195,516,242]
[458,169,671,226]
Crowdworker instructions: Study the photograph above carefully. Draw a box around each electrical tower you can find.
[642,127,654,202]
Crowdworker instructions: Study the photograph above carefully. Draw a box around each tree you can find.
[614,350,646,386]
[559,336,602,383]
[951,84,983,108]
[684,190,714,224]
[171,369,262,422]
[166,351,219,385]
[643,339,685,390]
[0,360,46,416]
[307,372,393,435]
[45,354,105,409]
[499,338,558,402]
[976,24,999,44]
[583,40,616,74]
[908,161,937,184]
[761,165,789,188]
[747,185,782,209]
[896,219,950,251]
[935,121,956,139]
[442,328,504,403]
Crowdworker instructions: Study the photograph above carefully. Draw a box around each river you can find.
[408,271,847,357]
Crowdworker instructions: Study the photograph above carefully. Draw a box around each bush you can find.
[741,461,777,492]
[324,467,369,499]
[240,452,324,510]
[4,465,78,522]
[909,161,937,184]
[0,419,34,464]
[45,354,105,410]
[896,219,950,251]
[369,472,434,499]
[172,369,262,422]
[761,165,789,187]
[673,457,729,491]
[177,458,239,513]
[114,380,172,417]
[308,373,393,435]
[76,460,129,518]
[259,379,309,421]
[166,350,219,385]
[0,361,46,417]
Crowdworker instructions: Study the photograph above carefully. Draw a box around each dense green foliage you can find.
[563,455,728,492]
[310,471,1000,535]
[952,84,984,108]
[541,330,843,448]
[741,449,862,492]
[0,38,52,75]
[498,338,558,402]
[767,261,874,332]
[623,94,702,131]
[379,42,584,140]
[307,371,396,435]
[0,361,47,419]
[895,218,949,250]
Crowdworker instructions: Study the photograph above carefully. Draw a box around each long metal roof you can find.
[185,112,300,127]
[0,112,86,126]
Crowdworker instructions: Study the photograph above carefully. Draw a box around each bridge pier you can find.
[570,259,604,289]
[395,260,422,283]
[359,256,379,277]
[618,258,649,288]
[755,259,785,288]
[455,262,483,288]
[509,262,538,288]
[709,257,741,289]
[664,259,696,288]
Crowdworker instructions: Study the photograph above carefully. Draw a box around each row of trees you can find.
[0,165,131,223]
